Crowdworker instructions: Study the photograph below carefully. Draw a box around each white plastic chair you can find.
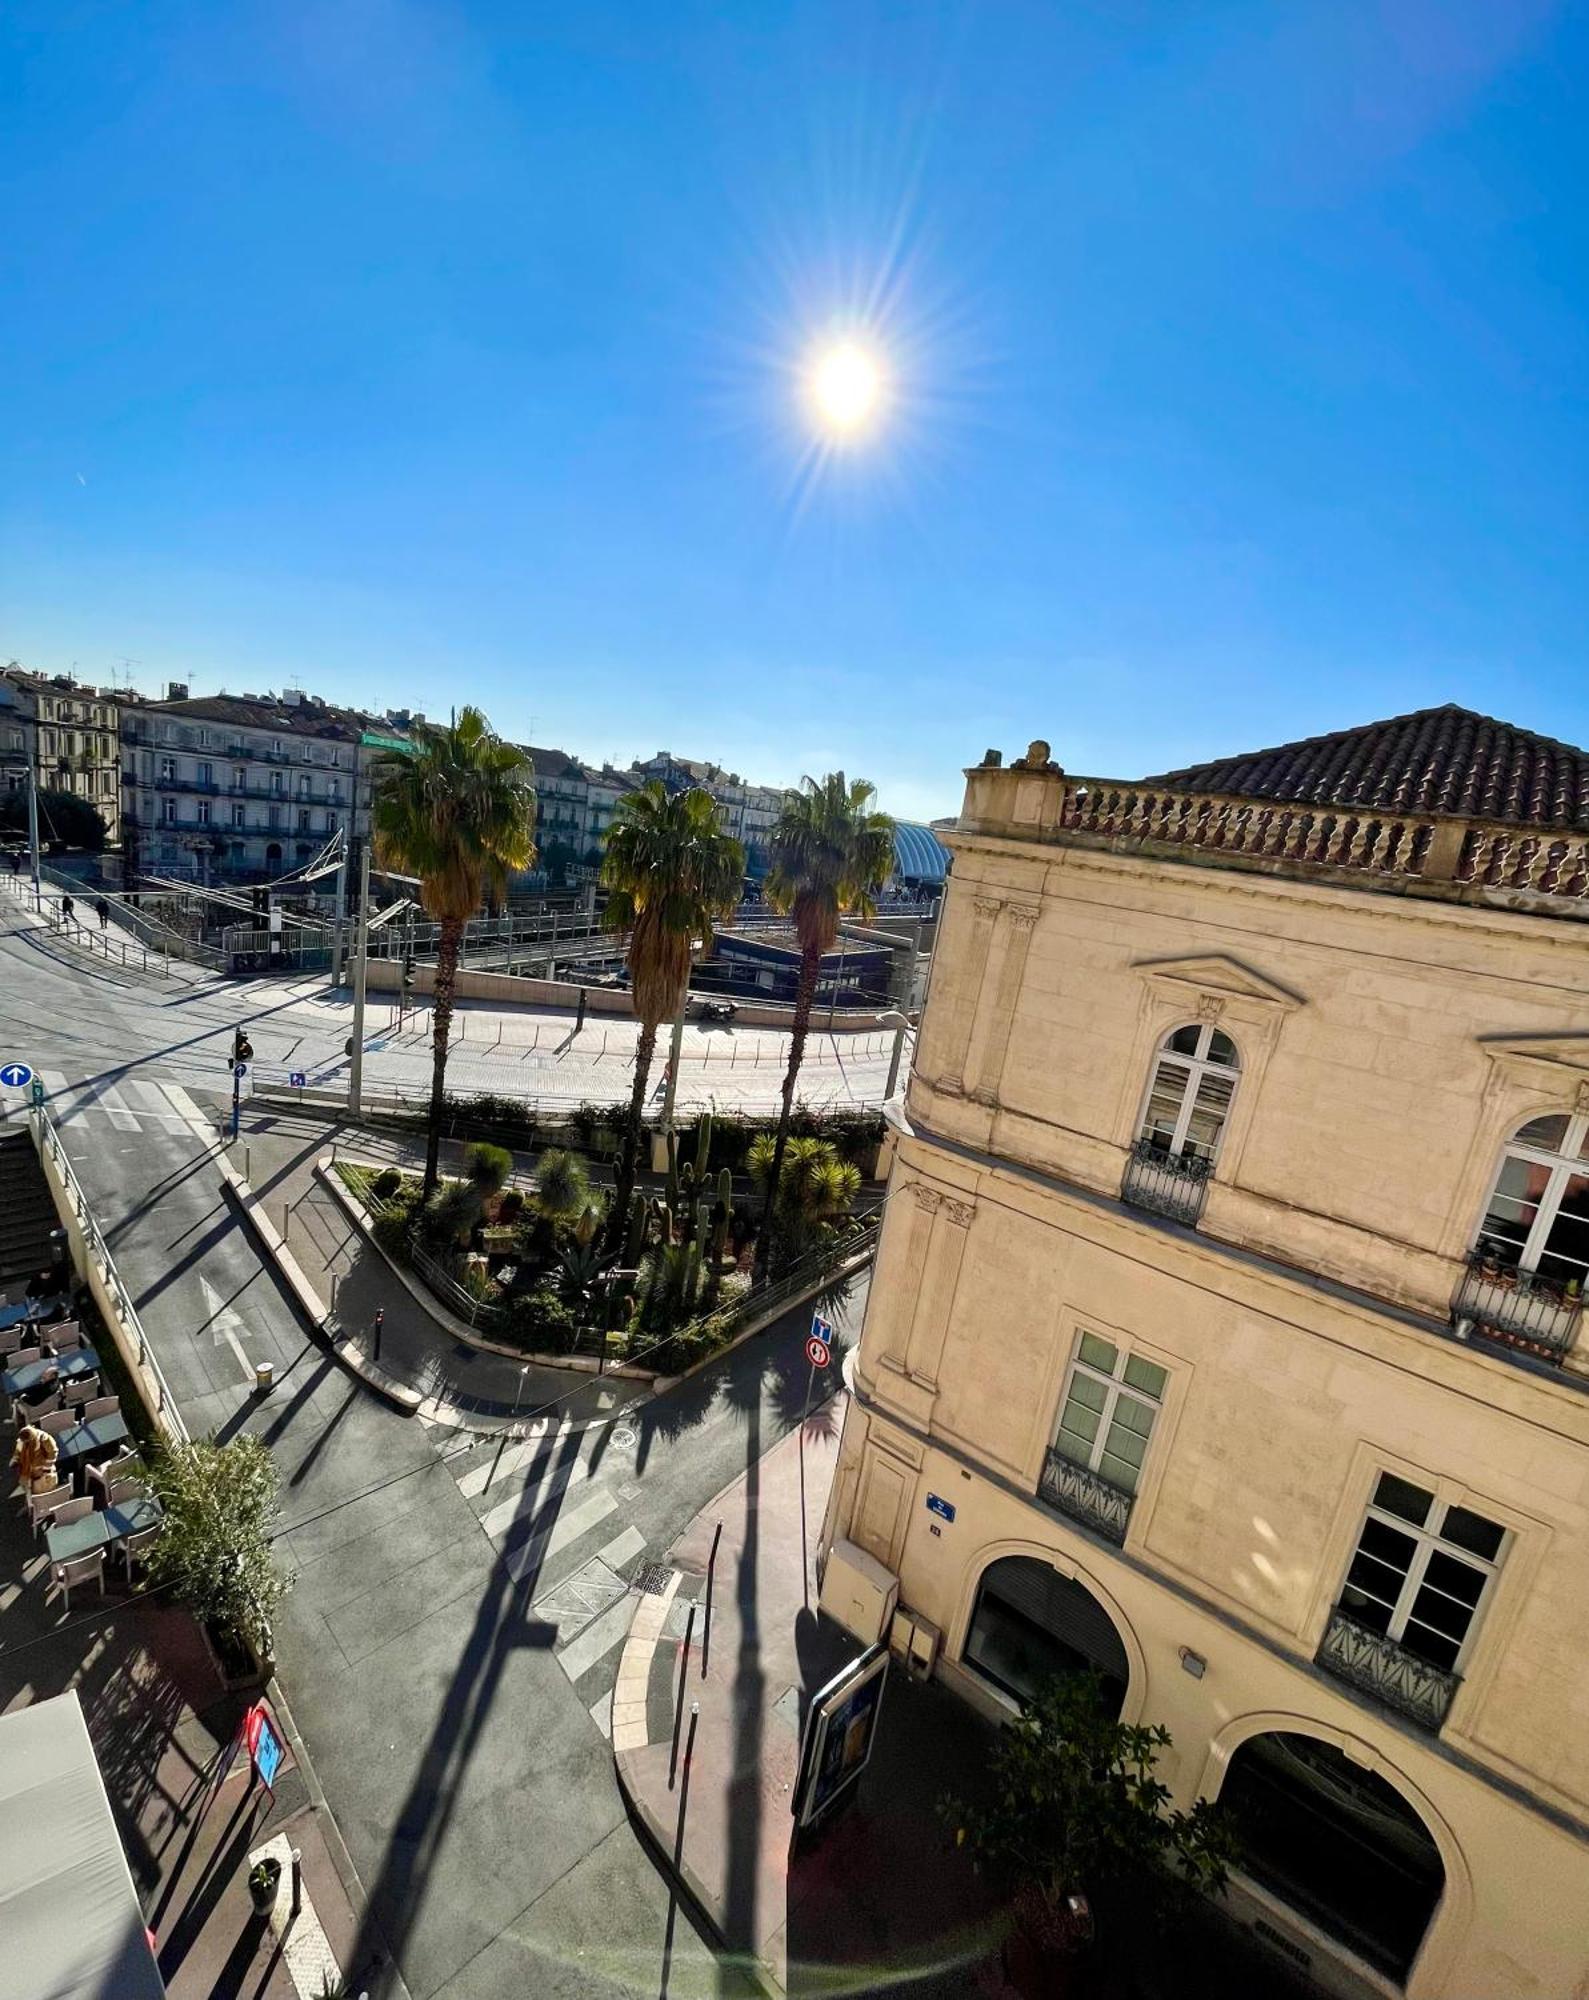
[0,1326,25,1356]
[45,1322,81,1353]
[51,1549,105,1609]
[88,1452,140,1503]
[64,1375,100,1411]
[105,1478,145,1509]
[27,1484,69,1536]
[52,1495,92,1528]
[38,1409,77,1438]
[82,1395,119,1423]
[120,1526,161,1581]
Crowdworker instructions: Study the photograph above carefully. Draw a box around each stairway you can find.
[0,1130,59,1296]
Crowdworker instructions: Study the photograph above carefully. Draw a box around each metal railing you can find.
[29,1106,189,1443]
[1120,1138,1212,1226]
[1037,1447,1134,1544]
[1316,1606,1459,1732]
[32,863,227,970]
[1452,1251,1582,1362]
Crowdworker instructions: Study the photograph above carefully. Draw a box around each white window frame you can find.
[1339,1477,1505,1673]
[196,800,211,827]
[1052,1331,1166,1496]
[1474,1111,1589,1283]
[1134,1022,1241,1162]
[231,801,246,829]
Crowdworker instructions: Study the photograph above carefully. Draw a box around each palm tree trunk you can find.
[608,1018,659,1257]
[759,941,821,1260]
[423,915,463,1197]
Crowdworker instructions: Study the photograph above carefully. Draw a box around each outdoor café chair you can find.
[120,1527,160,1582]
[38,1409,77,1438]
[0,1326,25,1356]
[87,1451,140,1502]
[105,1478,144,1509]
[82,1395,119,1423]
[51,1548,105,1609]
[52,1496,92,1528]
[9,1344,43,1374]
[46,1324,82,1354]
[63,1375,100,1410]
[27,1485,69,1536]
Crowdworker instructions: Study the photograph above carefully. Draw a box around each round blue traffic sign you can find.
[0,1062,34,1089]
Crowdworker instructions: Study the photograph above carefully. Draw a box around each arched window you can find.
[1137,1023,1240,1164]
[1474,1111,1589,1297]
[1219,1732,1444,1984]
[963,1556,1130,1715]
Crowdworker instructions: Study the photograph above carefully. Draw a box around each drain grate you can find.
[632,1562,673,1597]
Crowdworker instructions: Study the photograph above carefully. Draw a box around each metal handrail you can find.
[28,1106,190,1442]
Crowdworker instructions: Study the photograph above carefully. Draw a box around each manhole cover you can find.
[633,1563,673,1597]
[610,1427,638,1449]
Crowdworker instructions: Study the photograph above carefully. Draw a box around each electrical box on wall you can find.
[819,1538,900,1646]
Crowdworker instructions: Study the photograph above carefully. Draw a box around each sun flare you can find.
[806,340,887,437]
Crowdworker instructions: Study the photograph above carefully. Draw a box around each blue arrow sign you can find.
[810,1314,833,1345]
[289,1070,307,1089]
[234,1061,249,1079]
[0,1062,33,1089]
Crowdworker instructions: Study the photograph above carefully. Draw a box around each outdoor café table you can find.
[2,1345,101,1401]
[45,1496,163,1568]
[51,1411,132,1473]
[0,1294,71,1334]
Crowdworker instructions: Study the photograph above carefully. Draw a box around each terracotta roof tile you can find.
[1143,705,1589,832]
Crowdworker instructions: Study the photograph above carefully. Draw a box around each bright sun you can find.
[806,340,886,437]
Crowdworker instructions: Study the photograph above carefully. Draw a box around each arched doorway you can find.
[265,842,283,867]
[963,1555,1130,1715]
[1219,1732,1444,1984]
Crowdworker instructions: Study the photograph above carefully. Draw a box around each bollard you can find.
[372,1306,384,1361]
[290,1848,302,1918]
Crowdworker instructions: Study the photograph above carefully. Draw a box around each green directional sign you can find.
[360,731,416,756]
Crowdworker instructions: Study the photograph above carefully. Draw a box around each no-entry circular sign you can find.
[806,1334,831,1369]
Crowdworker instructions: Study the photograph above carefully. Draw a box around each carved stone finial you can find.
[980,748,1003,768]
[1011,738,1060,774]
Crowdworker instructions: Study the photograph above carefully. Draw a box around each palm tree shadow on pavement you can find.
[340,1422,582,1995]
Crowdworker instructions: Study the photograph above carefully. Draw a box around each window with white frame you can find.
[1052,1331,1167,1495]
[196,800,211,826]
[159,756,176,784]
[231,801,246,828]
[1136,1023,1239,1162]
[1336,1472,1504,1673]
[1473,1112,1589,1297]
[161,797,175,825]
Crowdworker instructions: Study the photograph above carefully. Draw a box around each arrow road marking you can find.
[199,1273,256,1385]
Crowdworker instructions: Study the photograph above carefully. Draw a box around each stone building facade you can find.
[820,709,1589,1998]
[0,665,123,844]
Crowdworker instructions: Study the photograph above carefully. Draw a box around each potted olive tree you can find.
[143,1434,291,1687]
[943,1674,1238,1997]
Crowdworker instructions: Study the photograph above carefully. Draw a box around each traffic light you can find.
[232,1027,255,1065]
[402,955,416,992]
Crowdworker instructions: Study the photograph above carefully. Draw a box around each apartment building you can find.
[820,709,1589,1998]
[120,689,399,884]
[0,665,123,844]
[631,751,784,873]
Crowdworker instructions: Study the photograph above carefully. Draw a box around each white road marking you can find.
[594,1524,646,1571]
[588,1689,614,1739]
[556,1593,642,1684]
[457,1430,561,1499]
[199,1272,256,1385]
[499,1485,617,1583]
[98,1085,139,1132]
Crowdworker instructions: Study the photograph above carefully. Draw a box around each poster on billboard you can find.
[792,1644,889,1831]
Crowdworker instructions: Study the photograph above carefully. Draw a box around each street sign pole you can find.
[26,760,40,908]
[349,836,371,1119]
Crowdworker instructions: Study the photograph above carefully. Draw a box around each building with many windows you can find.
[0,665,123,845]
[821,709,1589,1997]
[120,689,401,884]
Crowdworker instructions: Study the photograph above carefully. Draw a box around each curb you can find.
[215,1145,423,1416]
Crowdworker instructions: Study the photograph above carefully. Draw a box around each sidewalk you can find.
[612,1392,1007,1996]
[0,1466,366,1999]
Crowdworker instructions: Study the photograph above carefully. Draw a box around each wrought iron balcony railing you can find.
[1121,1138,1212,1226]
[1037,1447,1134,1545]
[1453,1252,1581,1363]
[1316,1607,1460,1732]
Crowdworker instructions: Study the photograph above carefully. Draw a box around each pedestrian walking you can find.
[94,897,110,930]
[60,892,75,929]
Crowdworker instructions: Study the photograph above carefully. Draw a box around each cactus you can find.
[624,1189,648,1267]
[680,1159,696,1200]
[695,1110,714,1174]
[717,1166,733,1211]
[695,1198,711,1247]
[665,1160,679,1210]
[682,1241,702,1310]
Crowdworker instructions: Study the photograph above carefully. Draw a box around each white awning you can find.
[0,1691,166,2000]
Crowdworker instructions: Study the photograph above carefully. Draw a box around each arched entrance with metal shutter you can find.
[963,1554,1131,1715]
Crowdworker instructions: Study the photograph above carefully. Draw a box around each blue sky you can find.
[3,2,1585,821]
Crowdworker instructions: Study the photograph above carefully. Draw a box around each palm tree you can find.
[761,772,894,1234]
[370,708,536,1196]
[601,783,744,1246]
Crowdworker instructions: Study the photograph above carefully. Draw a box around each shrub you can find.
[419,1181,479,1249]
[371,1166,403,1202]
[535,1147,590,1219]
[371,1207,414,1259]
[497,1187,525,1222]
[142,1435,291,1657]
[466,1141,514,1195]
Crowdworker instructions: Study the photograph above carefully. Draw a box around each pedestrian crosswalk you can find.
[0,1070,210,1138]
[438,1420,658,1740]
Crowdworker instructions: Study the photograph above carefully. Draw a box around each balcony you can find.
[1316,1606,1460,1732]
[1120,1138,1211,1227]
[1037,1447,1134,1545]
[1452,1252,1581,1363]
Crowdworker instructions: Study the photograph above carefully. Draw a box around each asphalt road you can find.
[0,897,870,2000]
[0,882,900,1122]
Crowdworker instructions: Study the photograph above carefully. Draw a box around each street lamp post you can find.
[348,837,371,1117]
[877,1010,912,1101]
